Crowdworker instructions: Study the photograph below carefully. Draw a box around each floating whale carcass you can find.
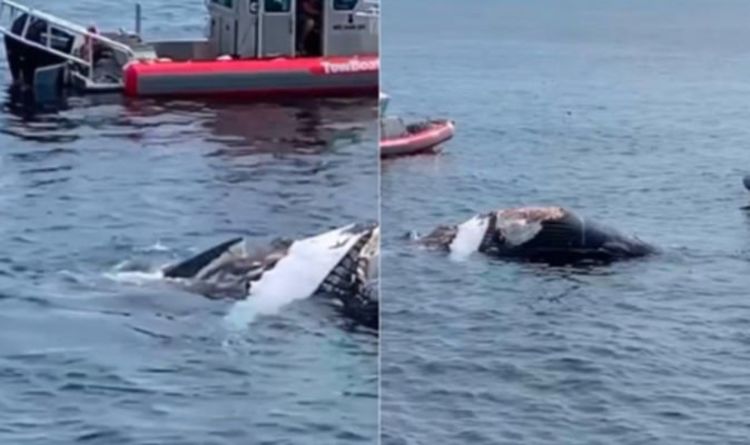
[0,0,379,98]
[161,223,379,329]
[417,206,655,264]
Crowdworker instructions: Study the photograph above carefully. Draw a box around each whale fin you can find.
[449,214,491,257]
[163,237,245,279]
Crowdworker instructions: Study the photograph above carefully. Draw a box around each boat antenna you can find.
[135,3,142,37]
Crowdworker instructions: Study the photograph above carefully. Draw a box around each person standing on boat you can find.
[297,0,322,56]
[79,25,101,63]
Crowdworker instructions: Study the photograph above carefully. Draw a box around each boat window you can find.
[334,0,358,10]
[211,0,233,8]
[265,0,291,13]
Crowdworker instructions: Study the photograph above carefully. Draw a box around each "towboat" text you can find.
[320,59,379,75]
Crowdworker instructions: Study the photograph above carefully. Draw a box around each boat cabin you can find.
[145,0,378,62]
[204,0,378,59]
[0,0,378,94]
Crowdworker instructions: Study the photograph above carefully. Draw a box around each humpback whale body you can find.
[163,223,379,329]
[418,206,654,263]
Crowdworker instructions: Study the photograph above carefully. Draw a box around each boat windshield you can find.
[265,0,290,12]
[210,0,234,8]
[334,0,358,10]
[381,117,408,139]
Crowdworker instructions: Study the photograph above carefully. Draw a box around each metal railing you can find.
[0,0,136,86]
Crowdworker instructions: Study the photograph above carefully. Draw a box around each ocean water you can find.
[382,1,750,444]
[0,1,378,443]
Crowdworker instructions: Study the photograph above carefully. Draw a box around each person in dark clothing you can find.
[5,13,31,82]
[296,0,321,56]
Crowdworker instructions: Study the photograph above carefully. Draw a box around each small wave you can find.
[134,241,171,253]
[104,269,164,285]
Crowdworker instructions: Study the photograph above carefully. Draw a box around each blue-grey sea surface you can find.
[382,1,750,444]
[0,1,377,443]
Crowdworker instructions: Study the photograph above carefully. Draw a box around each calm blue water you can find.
[0,1,378,443]
[382,1,750,444]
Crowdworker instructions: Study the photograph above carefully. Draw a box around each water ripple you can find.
[0,1,378,441]
[383,1,750,443]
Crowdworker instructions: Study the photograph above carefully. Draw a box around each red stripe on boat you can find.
[123,62,139,96]
[123,55,379,97]
[126,55,378,75]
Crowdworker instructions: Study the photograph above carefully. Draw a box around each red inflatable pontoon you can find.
[380,119,455,158]
[124,55,379,98]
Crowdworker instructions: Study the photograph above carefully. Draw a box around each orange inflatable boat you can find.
[380,118,455,158]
